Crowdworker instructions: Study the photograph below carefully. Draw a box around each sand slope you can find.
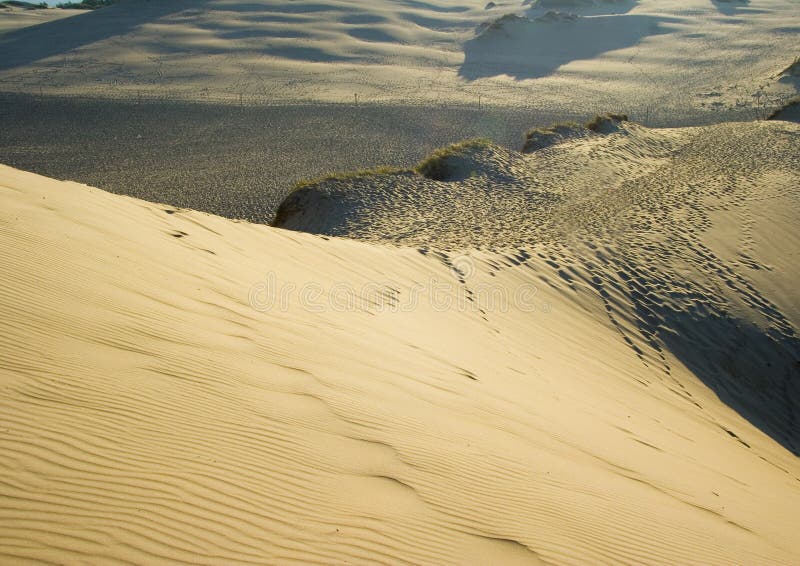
[0,4,81,34]
[2,119,800,564]
[0,0,797,117]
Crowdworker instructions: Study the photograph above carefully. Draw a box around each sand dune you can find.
[2,115,799,563]
[0,0,797,117]
[0,3,81,34]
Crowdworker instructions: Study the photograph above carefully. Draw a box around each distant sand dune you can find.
[0,0,796,114]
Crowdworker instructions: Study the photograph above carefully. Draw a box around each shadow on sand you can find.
[0,0,202,72]
[459,13,673,81]
[710,0,752,16]
[658,308,800,457]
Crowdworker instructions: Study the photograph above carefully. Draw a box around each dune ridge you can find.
[1,114,799,563]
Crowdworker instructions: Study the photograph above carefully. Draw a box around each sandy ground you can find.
[0,94,586,222]
[1,0,797,224]
[0,4,81,34]
[1,116,799,564]
[0,0,797,116]
[0,93,756,223]
[1,0,799,563]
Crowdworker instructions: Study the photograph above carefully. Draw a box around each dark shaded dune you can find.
[525,0,638,16]
[711,0,751,16]
[0,0,197,72]
[460,13,671,81]
[341,13,387,24]
[659,309,800,455]
[347,27,400,44]
[768,96,800,122]
[393,0,472,13]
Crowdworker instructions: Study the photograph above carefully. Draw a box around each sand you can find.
[0,0,798,117]
[1,0,799,563]
[1,115,799,563]
[0,4,81,34]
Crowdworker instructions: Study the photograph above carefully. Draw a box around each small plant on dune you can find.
[585,113,629,131]
[522,121,582,152]
[273,166,411,226]
[524,121,581,139]
[414,138,493,181]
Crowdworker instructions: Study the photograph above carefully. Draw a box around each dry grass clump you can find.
[55,0,115,8]
[273,166,411,226]
[414,138,493,180]
[522,113,629,152]
[585,113,629,131]
[522,121,582,152]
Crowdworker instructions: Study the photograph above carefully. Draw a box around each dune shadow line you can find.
[658,308,800,457]
[459,14,673,81]
[0,0,208,72]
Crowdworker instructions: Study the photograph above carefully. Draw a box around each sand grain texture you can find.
[1,117,800,564]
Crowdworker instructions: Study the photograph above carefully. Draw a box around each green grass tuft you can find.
[524,121,581,140]
[414,138,493,180]
[585,113,629,131]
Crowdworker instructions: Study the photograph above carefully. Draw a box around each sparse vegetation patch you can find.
[585,112,629,131]
[415,138,493,180]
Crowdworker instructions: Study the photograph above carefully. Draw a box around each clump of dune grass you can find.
[273,166,410,226]
[522,113,630,152]
[585,113,629,132]
[415,138,493,181]
[522,121,582,152]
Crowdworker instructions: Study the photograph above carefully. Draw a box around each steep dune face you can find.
[277,118,800,455]
[1,120,799,564]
